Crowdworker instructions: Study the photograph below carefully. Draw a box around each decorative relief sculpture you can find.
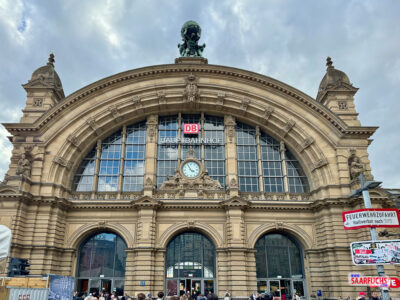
[216,92,225,110]
[157,91,166,105]
[86,117,102,135]
[178,20,206,57]
[108,105,122,123]
[299,136,314,152]
[53,155,73,170]
[16,154,32,177]
[67,134,81,152]
[184,74,199,102]
[240,98,250,115]
[132,96,144,114]
[282,119,296,137]
[263,106,274,123]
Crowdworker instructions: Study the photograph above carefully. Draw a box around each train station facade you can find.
[0,49,399,299]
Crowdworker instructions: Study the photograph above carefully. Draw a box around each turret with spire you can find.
[316,57,360,126]
[20,53,65,123]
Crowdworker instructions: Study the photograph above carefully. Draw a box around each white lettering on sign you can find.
[183,123,199,134]
[159,137,223,144]
[342,209,400,230]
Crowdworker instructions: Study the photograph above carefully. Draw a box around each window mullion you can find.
[93,139,102,192]
[281,142,289,193]
[118,125,127,194]
[256,126,263,193]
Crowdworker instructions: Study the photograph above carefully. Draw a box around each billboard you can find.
[351,240,400,265]
[342,208,400,230]
[48,275,74,300]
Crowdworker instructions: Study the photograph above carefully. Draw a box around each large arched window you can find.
[255,233,305,299]
[76,232,127,296]
[165,232,216,297]
[73,122,146,192]
[236,122,309,193]
[157,114,225,188]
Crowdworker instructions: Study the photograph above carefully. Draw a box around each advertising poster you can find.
[48,275,74,300]
[351,240,400,265]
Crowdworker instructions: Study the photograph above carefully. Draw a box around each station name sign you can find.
[342,208,400,230]
[159,137,223,145]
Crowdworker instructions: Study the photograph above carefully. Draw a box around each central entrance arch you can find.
[165,232,216,297]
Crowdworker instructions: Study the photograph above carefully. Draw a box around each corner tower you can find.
[20,53,65,123]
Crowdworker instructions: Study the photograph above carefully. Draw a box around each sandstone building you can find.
[0,40,398,299]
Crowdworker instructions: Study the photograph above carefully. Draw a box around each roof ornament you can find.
[178,20,206,57]
[326,56,334,70]
[47,53,55,66]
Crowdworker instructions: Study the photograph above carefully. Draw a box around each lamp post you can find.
[349,173,389,300]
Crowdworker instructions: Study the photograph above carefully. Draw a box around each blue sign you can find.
[316,290,322,297]
[48,275,74,300]
[140,281,146,286]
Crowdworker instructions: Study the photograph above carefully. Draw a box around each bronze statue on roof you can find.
[178,20,206,57]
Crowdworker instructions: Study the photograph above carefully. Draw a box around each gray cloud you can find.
[0,0,399,187]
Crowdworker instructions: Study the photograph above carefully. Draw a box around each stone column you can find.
[129,200,159,296]
[143,115,158,196]
[221,200,255,299]
[224,115,238,197]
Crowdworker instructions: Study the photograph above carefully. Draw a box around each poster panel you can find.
[351,240,400,265]
[342,208,400,230]
[48,275,74,300]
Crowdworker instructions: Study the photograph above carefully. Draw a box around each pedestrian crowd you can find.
[73,289,387,300]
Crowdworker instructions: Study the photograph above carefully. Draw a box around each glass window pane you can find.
[77,232,127,279]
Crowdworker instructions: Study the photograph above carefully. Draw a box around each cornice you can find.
[2,63,377,139]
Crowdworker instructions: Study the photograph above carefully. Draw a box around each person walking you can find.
[207,290,218,300]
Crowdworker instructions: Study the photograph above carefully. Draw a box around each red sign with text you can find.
[183,123,199,134]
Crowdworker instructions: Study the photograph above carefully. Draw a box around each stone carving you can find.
[67,134,81,152]
[157,91,166,105]
[280,141,286,152]
[299,136,314,152]
[282,119,295,137]
[97,221,107,229]
[147,125,157,142]
[16,154,32,177]
[230,178,238,188]
[86,117,102,135]
[216,92,225,110]
[338,101,348,110]
[53,156,73,170]
[178,20,206,57]
[108,105,122,123]
[263,106,274,123]
[240,98,250,115]
[183,74,199,102]
[224,115,236,143]
[160,169,222,191]
[348,154,365,180]
[33,98,43,107]
[312,158,328,170]
[144,177,153,187]
[132,96,144,114]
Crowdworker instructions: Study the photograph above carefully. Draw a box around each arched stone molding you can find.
[46,93,336,194]
[66,222,135,249]
[156,221,224,249]
[247,223,314,250]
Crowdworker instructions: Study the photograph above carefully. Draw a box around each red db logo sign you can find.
[183,123,199,134]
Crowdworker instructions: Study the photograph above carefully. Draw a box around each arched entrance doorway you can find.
[76,232,127,296]
[255,233,306,300]
[165,232,216,297]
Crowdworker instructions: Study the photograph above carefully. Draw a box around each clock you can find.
[182,161,201,178]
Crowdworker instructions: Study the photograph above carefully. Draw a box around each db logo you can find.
[183,123,199,134]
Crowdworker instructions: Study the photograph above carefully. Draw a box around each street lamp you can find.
[349,173,389,300]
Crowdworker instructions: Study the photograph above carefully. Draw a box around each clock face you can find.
[182,161,200,178]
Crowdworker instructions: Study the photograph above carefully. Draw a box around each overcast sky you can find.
[0,0,399,187]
